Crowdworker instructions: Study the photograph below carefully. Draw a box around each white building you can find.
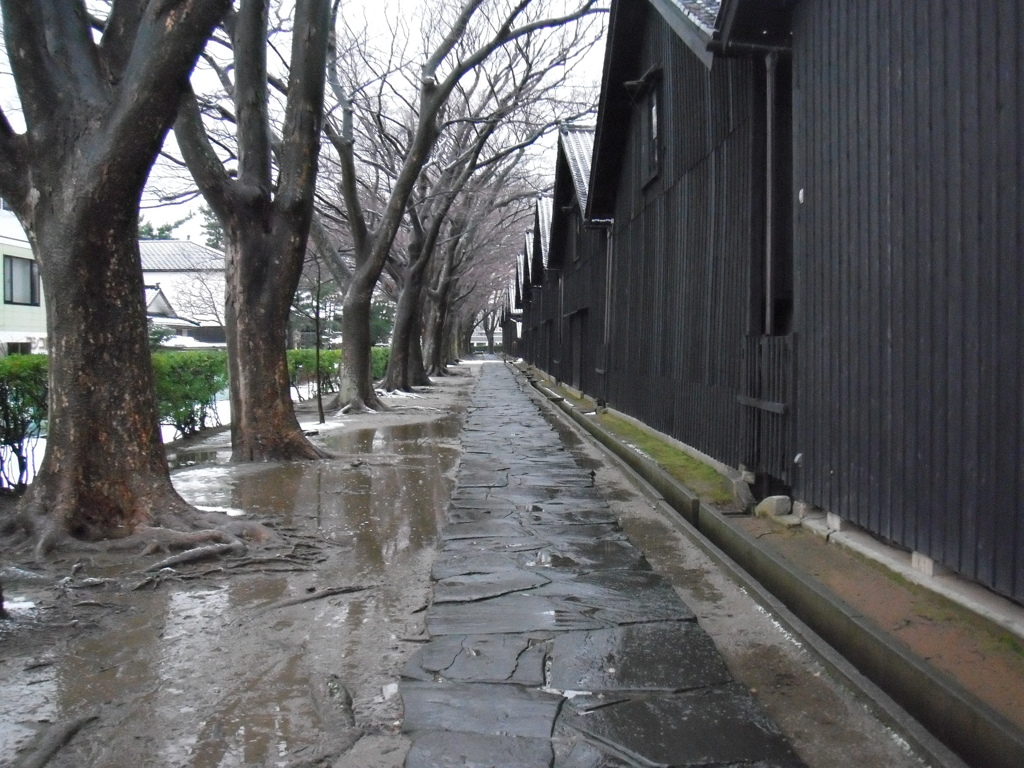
[0,204,46,355]
[140,240,226,345]
[0,211,228,354]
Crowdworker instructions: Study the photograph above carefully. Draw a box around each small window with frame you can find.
[640,81,661,186]
[4,255,40,306]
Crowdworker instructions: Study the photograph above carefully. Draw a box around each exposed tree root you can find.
[338,398,377,415]
[0,482,278,566]
[253,584,371,616]
[283,674,363,767]
[13,712,98,768]
[142,542,246,572]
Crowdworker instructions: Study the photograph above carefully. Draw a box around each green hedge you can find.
[0,354,47,491]
[287,347,390,395]
[287,348,341,396]
[372,346,390,380]
[152,350,228,439]
[0,345,395,488]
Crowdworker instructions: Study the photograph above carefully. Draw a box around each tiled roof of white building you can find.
[140,240,223,271]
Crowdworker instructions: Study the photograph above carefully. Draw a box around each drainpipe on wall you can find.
[590,218,614,407]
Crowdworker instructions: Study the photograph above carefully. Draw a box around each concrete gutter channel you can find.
[517,365,1024,768]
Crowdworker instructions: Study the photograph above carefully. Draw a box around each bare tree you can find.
[322,0,602,411]
[175,0,332,461]
[423,188,526,373]
[477,289,506,353]
[0,1,230,552]
[378,28,597,391]
[172,269,227,327]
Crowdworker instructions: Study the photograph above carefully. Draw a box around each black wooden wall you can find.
[603,7,764,469]
[558,222,606,397]
[791,0,1024,600]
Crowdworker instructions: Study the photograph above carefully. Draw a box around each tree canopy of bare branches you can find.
[318,0,603,410]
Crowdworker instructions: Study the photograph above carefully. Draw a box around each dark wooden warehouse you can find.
[523,0,1024,605]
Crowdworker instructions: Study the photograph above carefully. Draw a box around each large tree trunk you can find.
[425,277,454,377]
[458,313,476,358]
[225,220,327,461]
[382,252,430,392]
[338,277,384,411]
[0,0,231,550]
[409,297,431,386]
[175,0,331,456]
[23,206,193,546]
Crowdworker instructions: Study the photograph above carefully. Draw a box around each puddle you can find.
[0,415,463,766]
[172,449,223,468]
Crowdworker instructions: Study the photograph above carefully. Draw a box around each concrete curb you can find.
[515,364,1024,768]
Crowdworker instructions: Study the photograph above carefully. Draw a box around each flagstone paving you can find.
[400,363,807,767]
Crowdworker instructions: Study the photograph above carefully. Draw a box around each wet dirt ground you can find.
[1,368,477,768]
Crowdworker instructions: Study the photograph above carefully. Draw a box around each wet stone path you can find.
[399,363,807,767]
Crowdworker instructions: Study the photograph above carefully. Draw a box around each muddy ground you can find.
[1,366,478,768]
[2,360,945,768]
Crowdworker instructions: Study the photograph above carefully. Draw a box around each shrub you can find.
[287,348,341,399]
[152,350,228,439]
[0,354,47,492]
[371,346,390,380]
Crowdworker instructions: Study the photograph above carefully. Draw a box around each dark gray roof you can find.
[667,0,722,32]
[140,240,223,271]
[521,232,533,290]
[560,125,595,212]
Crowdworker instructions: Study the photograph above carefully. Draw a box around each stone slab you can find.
[524,522,624,542]
[406,732,553,768]
[549,622,730,693]
[536,570,695,624]
[441,536,545,554]
[440,519,531,541]
[555,741,632,768]
[446,505,516,524]
[524,541,651,572]
[458,470,509,488]
[561,684,807,767]
[430,550,529,580]
[426,593,612,635]
[526,506,620,526]
[402,680,562,739]
[434,570,551,603]
[404,634,548,685]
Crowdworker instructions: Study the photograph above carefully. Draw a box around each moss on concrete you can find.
[595,412,735,507]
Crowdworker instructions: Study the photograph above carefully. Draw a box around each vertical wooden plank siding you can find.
[791,0,1024,600]
[601,12,761,469]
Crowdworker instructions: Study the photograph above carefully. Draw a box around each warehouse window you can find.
[641,85,661,184]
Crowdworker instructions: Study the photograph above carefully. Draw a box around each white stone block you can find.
[754,495,792,517]
[793,500,815,518]
[826,512,846,531]
[912,551,951,578]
